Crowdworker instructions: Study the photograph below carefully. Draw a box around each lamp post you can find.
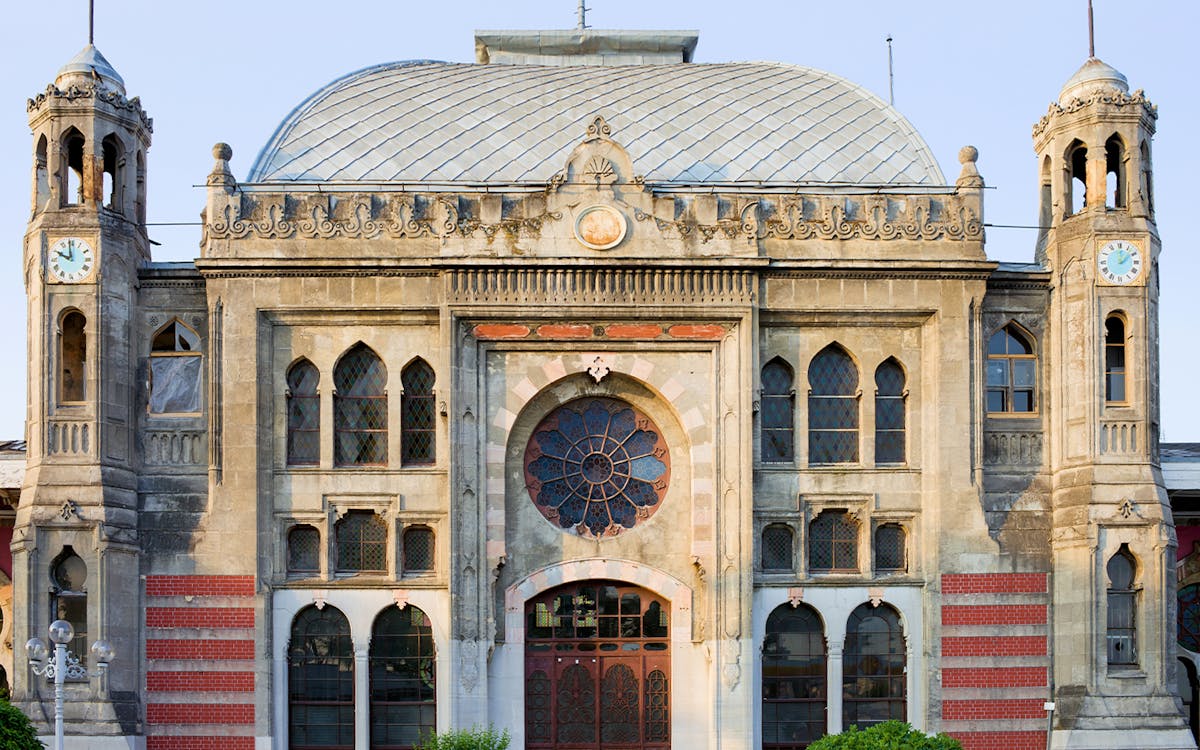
[25,620,114,750]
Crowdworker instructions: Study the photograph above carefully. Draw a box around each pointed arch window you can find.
[50,548,88,673]
[60,311,86,403]
[761,524,794,572]
[34,135,49,211]
[874,359,905,464]
[334,344,387,466]
[288,605,354,749]
[61,128,84,206]
[808,345,859,464]
[762,603,826,749]
[1107,545,1139,668]
[843,603,906,728]
[1067,140,1087,215]
[287,359,320,466]
[809,510,858,573]
[986,324,1037,414]
[101,134,124,213]
[761,358,795,463]
[369,605,436,748]
[1106,134,1126,209]
[149,319,202,415]
[400,359,435,465]
[1105,316,1127,404]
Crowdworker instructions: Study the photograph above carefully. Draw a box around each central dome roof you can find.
[248,60,945,186]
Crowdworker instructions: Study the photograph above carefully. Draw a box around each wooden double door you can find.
[525,581,670,750]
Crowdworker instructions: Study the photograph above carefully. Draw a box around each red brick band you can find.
[145,575,255,597]
[942,573,1047,595]
[943,698,1047,721]
[941,635,1047,657]
[146,607,255,629]
[146,739,255,750]
[941,604,1047,626]
[948,731,1048,750]
[146,639,255,660]
[942,666,1048,689]
[147,703,254,725]
[146,671,255,692]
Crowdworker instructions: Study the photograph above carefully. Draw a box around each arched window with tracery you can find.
[874,359,905,464]
[401,359,435,465]
[843,603,906,728]
[763,603,826,749]
[287,359,320,465]
[334,344,387,466]
[50,548,88,670]
[369,605,436,749]
[60,310,86,403]
[986,323,1036,414]
[808,345,859,464]
[1105,315,1127,404]
[761,358,795,463]
[1107,545,1139,668]
[288,605,354,749]
[149,319,202,415]
[809,510,858,573]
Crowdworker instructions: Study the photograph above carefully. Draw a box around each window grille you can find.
[843,603,907,728]
[761,524,794,572]
[334,345,387,465]
[986,324,1036,413]
[287,525,320,575]
[763,604,826,749]
[874,359,905,464]
[808,346,859,463]
[287,360,320,465]
[1107,546,1138,668]
[369,605,436,748]
[761,359,795,463]
[874,524,906,573]
[401,359,436,464]
[402,526,434,574]
[288,605,354,748]
[809,510,858,572]
[335,511,387,574]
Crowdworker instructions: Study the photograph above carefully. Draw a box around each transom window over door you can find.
[524,581,669,750]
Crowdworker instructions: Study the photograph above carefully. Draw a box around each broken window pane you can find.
[149,355,202,414]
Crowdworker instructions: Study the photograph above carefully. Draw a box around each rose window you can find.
[524,398,670,537]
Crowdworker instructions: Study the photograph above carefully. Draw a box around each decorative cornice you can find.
[447,267,756,307]
[759,197,982,242]
[1032,89,1156,139]
[27,83,152,132]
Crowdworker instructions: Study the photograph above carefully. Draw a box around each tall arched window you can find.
[61,128,85,206]
[1105,316,1127,404]
[334,344,387,466]
[843,603,906,728]
[986,324,1037,414]
[763,603,826,749]
[287,359,320,465]
[1106,134,1126,209]
[1107,545,1138,668]
[401,359,435,465]
[809,510,858,573]
[34,134,49,211]
[149,319,202,415]
[369,605,436,749]
[808,345,859,464]
[101,133,123,213]
[874,359,905,464]
[50,548,88,669]
[60,311,86,403]
[288,605,354,749]
[761,358,795,463]
[1067,140,1087,215]
[1140,140,1154,215]
[761,524,794,572]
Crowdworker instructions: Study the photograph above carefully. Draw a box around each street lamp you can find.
[25,620,114,750]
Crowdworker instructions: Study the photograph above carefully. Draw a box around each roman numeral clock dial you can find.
[1097,240,1144,286]
[48,237,95,283]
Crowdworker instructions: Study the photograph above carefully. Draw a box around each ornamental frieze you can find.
[1032,88,1156,139]
[27,83,153,131]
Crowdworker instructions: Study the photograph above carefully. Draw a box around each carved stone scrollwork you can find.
[27,83,153,131]
[1033,89,1157,139]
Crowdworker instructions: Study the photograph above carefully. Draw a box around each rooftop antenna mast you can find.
[577,0,589,30]
[1088,0,1095,57]
[88,0,94,45]
[886,35,895,105]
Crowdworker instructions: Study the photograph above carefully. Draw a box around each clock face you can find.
[1097,240,1143,285]
[48,238,95,283]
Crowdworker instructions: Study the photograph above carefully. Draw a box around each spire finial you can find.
[1088,0,1095,57]
[576,0,589,30]
[88,0,94,45]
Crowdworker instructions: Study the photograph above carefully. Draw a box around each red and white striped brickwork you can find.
[939,573,1051,750]
[144,575,257,750]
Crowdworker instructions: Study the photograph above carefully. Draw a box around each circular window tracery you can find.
[524,397,670,537]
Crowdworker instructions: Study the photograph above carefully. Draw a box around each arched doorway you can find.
[525,581,669,749]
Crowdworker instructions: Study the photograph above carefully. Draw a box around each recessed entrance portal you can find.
[524,581,670,750]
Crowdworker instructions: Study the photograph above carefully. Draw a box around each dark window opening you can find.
[287,525,320,576]
[986,323,1037,414]
[874,524,907,573]
[101,134,123,213]
[809,510,858,573]
[400,359,434,465]
[401,526,434,574]
[369,605,436,749]
[1105,316,1126,403]
[335,510,387,574]
[62,130,84,206]
[34,135,50,211]
[288,606,354,749]
[334,344,387,466]
[761,358,795,463]
[761,524,794,572]
[843,603,906,729]
[287,359,320,466]
[1107,545,1138,668]
[874,359,905,464]
[1068,141,1087,215]
[1106,134,1126,209]
[50,548,88,673]
[763,603,826,749]
[60,311,86,403]
[808,345,859,464]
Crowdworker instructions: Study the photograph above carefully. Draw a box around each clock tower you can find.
[14,43,150,741]
[1035,57,1191,748]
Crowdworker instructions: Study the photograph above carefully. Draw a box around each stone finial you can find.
[956,145,984,188]
[207,142,236,191]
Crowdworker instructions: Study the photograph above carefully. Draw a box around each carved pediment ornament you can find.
[574,205,628,250]
[586,355,612,383]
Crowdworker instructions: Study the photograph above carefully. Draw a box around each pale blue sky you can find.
[1,1,1196,441]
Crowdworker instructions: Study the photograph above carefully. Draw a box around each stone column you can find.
[827,639,844,735]
[354,642,369,750]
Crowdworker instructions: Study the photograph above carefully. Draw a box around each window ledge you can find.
[1107,668,1146,680]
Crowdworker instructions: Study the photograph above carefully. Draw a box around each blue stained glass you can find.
[557,409,585,442]
[609,497,636,528]
[625,481,658,507]
[558,496,587,526]
[611,459,632,478]
[630,456,667,481]
[584,402,611,437]
[528,455,566,482]
[583,502,612,535]
[609,410,637,440]
[538,479,572,508]
[624,430,658,457]
[535,430,572,458]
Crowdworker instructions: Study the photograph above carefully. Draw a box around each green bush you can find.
[807,721,963,750]
[416,726,510,750]
[0,700,44,750]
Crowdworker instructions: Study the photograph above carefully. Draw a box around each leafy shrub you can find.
[416,726,510,750]
[808,721,963,750]
[0,700,44,750]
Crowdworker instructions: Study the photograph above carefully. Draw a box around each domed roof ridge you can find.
[55,44,126,95]
[1059,56,1128,104]
[248,59,946,187]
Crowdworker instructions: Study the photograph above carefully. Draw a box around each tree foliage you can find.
[416,726,510,750]
[807,721,963,750]
[0,700,44,750]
